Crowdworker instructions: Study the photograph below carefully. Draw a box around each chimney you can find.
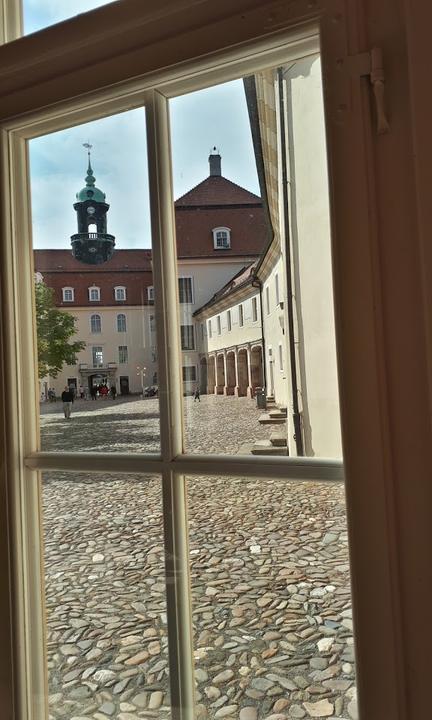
[209,147,221,176]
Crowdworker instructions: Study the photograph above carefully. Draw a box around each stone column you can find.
[246,345,253,398]
[223,350,229,395]
[213,354,219,394]
[234,348,240,396]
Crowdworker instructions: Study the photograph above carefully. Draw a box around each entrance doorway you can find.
[120,376,129,395]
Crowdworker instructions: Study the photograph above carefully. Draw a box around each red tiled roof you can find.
[176,206,267,258]
[175,175,262,207]
[35,249,152,272]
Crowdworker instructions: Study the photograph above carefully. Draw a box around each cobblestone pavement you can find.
[40,396,356,720]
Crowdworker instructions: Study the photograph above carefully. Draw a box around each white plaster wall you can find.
[285,54,342,458]
[261,256,289,406]
[205,290,262,354]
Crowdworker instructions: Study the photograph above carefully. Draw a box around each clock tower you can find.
[71,144,115,265]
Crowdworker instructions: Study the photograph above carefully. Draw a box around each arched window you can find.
[117,313,127,332]
[90,314,101,333]
[212,226,231,249]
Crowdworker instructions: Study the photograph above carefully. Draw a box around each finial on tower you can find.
[208,146,222,177]
[83,142,95,187]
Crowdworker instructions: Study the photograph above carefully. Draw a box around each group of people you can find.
[61,382,117,418]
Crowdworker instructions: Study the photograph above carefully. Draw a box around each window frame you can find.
[147,285,155,304]
[118,344,128,364]
[92,345,104,367]
[90,312,102,333]
[238,303,244,327]
[212,226,231,249]
[180,324,195,350]
[117,313,127,332]
[88,285,101,302]
[114,285,127,301]
[252,296,258,322]
[227,309,232,331]
[182,365,197,382]
[178,276,194,304]
[0,6,405,720]
[62,286,74,302]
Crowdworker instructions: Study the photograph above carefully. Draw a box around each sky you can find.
[25,0,260,251]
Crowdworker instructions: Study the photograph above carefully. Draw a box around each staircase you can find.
[251,403,289,456]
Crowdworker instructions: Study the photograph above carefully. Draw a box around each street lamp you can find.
[136,365,146,397]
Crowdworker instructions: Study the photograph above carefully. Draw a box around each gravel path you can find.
[40,396,356,720]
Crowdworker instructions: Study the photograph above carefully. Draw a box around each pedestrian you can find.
[61,385,74,419]
[194,385,200,402]
[79,384,84,399]
[110,384,117,400]
[100,383,109,400]
[90,384,97,400]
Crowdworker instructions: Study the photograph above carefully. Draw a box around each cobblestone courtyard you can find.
[40,396,356,720]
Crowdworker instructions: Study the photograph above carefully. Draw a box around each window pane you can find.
[41,471,171,717]
[31,108,161,452]
[169,59,342,459]
[187,475,356,720]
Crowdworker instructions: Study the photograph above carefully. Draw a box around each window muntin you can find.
[212,226,231,249]
[181,325,195,350]
[62,287,74,302]
[92,346,103,367]
[182,365,196,382]
[115,285,126,301]
[90,313,101,333]
[89,286,100,302]
[117,313,127,332]
[178,277,193,304]
[239,304,244,327]
[118,345,128,363]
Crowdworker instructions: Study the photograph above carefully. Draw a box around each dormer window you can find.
[62,287,74,302]
[213,227,231,250]
[115,286,126,301]
[89,286,100,302]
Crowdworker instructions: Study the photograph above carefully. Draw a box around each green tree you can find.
[35,281,86,379]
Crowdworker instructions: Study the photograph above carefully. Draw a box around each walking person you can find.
[110,384,117,400]
[90,384,97,400]
[61,386,74,419]
[194,385,200,402]
[79,384,84,399]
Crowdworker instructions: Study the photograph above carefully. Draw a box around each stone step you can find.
[258,413,287,425]
[270,432,288,447]
[251,440,288,456]
[268,409,287,419]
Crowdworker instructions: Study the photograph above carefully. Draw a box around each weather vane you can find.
[83,141,92,156]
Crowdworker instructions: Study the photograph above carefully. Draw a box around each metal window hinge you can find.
[344,48,390,135]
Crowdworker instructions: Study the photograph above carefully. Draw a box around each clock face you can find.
[87,206,96,215]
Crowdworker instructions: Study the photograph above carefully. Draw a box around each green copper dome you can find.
[76,156,106,203]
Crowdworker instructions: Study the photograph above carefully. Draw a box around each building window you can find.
[201,323,205,340]
[217,316,221,335]
[279,343,284,371]
[252,297,258,322]
[265,286,270,315]
[212,226,231,249]
[208,319,212,339]
[90,314,101,333]
[182,366,197,382]
[181,325,195,350]
[239,304,244,327]
[227,310,232,331]
[62,287,74,302]
[118,345,128,364]
[89,286,100,302]
[178,277,193,304]
[115,286,126,301]
[150,315,156,333]
[275,273,280,305]
[92,346,103,367]
[148,286,154,304]
[117,313,127,332]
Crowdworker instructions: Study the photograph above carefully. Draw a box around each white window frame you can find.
[208,319,212,339]
[180,324,195,350]
[88,285,100,302]
[62,286,74,302]
[239,303,244,327]
[0,9,403,720]
[92,346,103,367]
[118,345,128,364]
[265,285,270,315]
[278,342,284,371]
[212,226,231,249]
[114,285,127,301]
[216,315,221,335]
[252,296,258,322]
[117,313,127,333]
[147,285,155,304]
[178,276,194,304]
[90,313,101,334]
[227,309,232,331]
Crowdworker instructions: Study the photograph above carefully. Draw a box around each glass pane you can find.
[30,109,161,453]
[169,57,342,460]
[187,475,356,720]
[42,471,171,718]
[23,0,116,35]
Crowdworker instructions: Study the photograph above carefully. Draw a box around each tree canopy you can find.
[35,281,86,379]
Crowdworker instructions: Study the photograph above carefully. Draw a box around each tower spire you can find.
[83,142,95,187]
